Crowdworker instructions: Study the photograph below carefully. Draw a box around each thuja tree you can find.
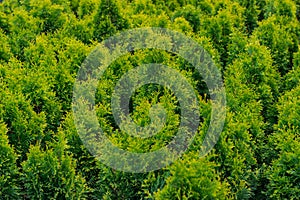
[214,92,262,198]
[0,121,19,199]
[264,85,300,199]
[23,33,92,113]
[22,0,69,33]
[153,153,230,200]
[59,112,151,200]
[0,55,62,151]
[89,51,182,199]
[57,113,100,198]
[172,4,201,33]
[0,30,12,62]
[200,1,246,67]
[0,82,47,161]
[226,41,280,127]
[0,7,10,33]
[252,15,300,75]
[21,132,88,199]
[226,29,248,65]
[263,0,297,19]
[93,0,129,41]
[234,0,260,33]
[77,0,99,19]
[6,7,42,60]
[283,48,300,91]
[219,43,280,198]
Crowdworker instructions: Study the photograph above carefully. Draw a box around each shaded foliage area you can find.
[0,0,299,199]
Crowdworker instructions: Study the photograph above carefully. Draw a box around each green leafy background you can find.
[0,0,299,199]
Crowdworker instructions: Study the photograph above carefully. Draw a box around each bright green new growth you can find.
[0,0,299,199]
[0,122,19,199]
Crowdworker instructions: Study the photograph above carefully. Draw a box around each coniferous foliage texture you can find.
[0,0,299,199]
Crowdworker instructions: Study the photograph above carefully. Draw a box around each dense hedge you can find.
[0,0,299,199]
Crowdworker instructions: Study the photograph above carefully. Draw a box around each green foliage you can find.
[93,0,129,41]
[21,133,88,199]
[252,15,299,75]
[0,82,47,160]
[0,0,300,199]
[276,85,300,130]
[200,1,246,66]
[172,5,201,32]
[226,41,280,126]
[236,0,259,33]
[0,122,19,199]
[7,8,42,59]
[77,0,99,19]
[283,48,300,90]
[264,0,297,19]
[262,85,300,199]
[266,147,300,199]
[24,0,69,32]
[0,9,10,33]
[154,153,230,200]
[0,30,12,62]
